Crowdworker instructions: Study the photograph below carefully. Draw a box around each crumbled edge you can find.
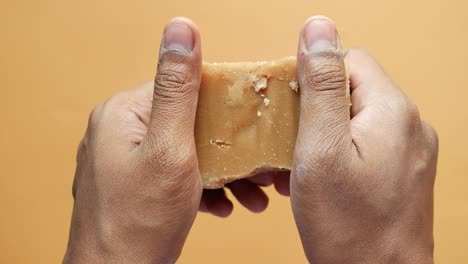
[203,56,296,68]
[345,63,352,107]
[201,56,298,189]
[289,80,299,92]
[202,166,291,189]
[253,76,268,92]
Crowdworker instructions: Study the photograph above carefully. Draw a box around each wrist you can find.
[64,231,178,264]
[300,221,433,264]
[63,209,181,264]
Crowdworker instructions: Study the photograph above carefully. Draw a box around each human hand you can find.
[63,17,205,263]
[291,16,438,263]
[200,170,291,217]
[64,17,290,263]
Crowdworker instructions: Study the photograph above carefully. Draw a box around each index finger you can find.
[345,48,406,117]
[345,49,419,159]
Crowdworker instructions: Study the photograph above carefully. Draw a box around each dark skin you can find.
[64,16,437,264]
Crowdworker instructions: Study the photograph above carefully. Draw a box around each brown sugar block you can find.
[195,56,349,188]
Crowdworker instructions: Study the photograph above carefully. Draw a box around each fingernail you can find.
[304,17,339,52]
[164,20,194,52]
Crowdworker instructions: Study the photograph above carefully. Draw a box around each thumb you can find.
[144,17,202,154]
[296,16,351,153]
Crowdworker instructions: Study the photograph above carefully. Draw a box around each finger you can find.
[200,189,233,218]
[273,171,291,196]
[199,194,209,213]
[296,16,351,152]
[227,180,269,213]
[127,81,157,127]
[344,48,404,117]
[421,121,439,164]
[143,17,202,150]
[345,49,417,158]
[246,172,275,186]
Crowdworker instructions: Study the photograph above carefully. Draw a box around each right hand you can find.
[291,16,438,263]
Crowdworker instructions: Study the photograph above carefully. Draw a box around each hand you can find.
[64,17,288,263]
[200,170,291,217]
[291,16,438,264]
[63,17,204,263]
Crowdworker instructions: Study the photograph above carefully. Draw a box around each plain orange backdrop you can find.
[1,0,467,263]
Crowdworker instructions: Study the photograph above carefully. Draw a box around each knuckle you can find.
[76,137,88,158]
[91,93,129,124]
[106,91,130,109]
[345,48,371,63]
[293,146,353,196]
[142,136,197,171]
[317,137,349,165]
[154,68,193,99]
[352,48,371,58]
[423,121,439,153]
[305,52,346,92]
[296,131,351,174]
[400,98,421,134]
[389,94,407,114]
[87,103,104,127]
[86,94,127,135]
[165,143,197,170]
[405,99,421,122]
[388,93,421,125]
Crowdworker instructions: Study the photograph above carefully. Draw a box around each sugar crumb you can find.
[254,77,268,92]
[263,97,270,107]
[289,81,299,93]
[257,111,262,117]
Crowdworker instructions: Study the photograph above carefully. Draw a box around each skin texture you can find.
[64,16,438,264]
[63,17,287,264]
[291,17,438,263]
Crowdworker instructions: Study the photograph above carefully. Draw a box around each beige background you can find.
[1,0,467,263]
